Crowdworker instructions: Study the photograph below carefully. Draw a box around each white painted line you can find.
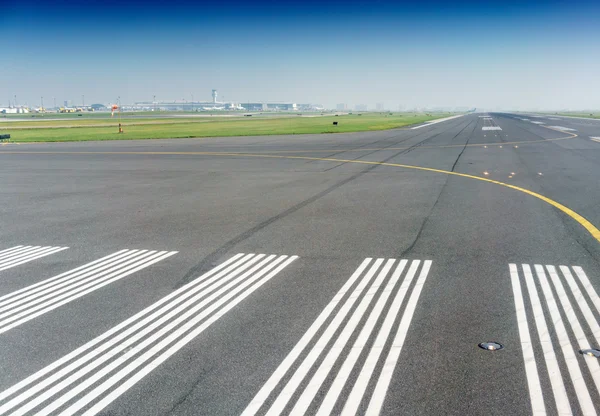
[590,137,600,143]
[0,246,68,272]
[318,260,408,416]
[548,126,577,131]
[0,250,178,334]
[411,114,463,129]
[264,258,385,416]
[533,265,594,414]
[546,265,600,398]
[547,118,560,120]
[366,260,432,415]
[0,250,130,306]
[65,256,298,416]
[520,118,531,121]
[0,253,248,408]
[573,266,600,315]
[482,126,502,131]
[0,253,297,416]
[531,121,545,125]
[508,264,545,415]
[291,259,397,415]
[522,265,571,415]
[241,258,374,416]
[2,253,266,415]
[0,246,28,259]
[341,260,418,415]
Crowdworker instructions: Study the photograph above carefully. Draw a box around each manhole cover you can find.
[479,342,503,351]
[579,349,600,358]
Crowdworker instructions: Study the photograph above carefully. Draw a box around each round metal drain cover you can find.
[479,342,503,351]
[579,349,600,358]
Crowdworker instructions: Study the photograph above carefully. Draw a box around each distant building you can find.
[336,103,347,111]
[0,107,28,114]
[376,103,384,111]
[355,104,368,111]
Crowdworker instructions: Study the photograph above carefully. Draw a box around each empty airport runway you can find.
[1,112,600,415]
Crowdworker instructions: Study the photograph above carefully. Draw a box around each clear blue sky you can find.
[2,0,599,110]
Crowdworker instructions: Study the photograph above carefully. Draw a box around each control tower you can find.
[212,89,217,104]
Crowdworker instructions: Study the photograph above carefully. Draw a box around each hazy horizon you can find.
[3,0,600,111]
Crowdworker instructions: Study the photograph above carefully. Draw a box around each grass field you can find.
[0,113,452,142]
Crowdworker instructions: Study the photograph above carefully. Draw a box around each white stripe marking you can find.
[546,265,600,398]
[79,256,297,416]
[533,265,594,415]
[508,264,545,415]
[291,259,397,415]
[2,254,264,415]
[0,246,68,272]
[264,258,385,416]
[531,121,546,125]
[0,250,131,307]
[522,265,571,415]
[590,137,600,143]
[0,253,247,408]
[341,260,418,415]
[0,250,143,312]
[411,114,463,129]
[366,260,432,415]
[1,253,297,416]
[241,258,373,416]
[318,260,408,416]
[0,251,177,334]
[573,266,600,315]
[482,126,502,131]
[0,246,29,260]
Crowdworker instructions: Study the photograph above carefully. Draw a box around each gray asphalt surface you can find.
[1,113,600,415]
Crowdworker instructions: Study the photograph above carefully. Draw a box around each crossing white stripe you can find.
[337,259,416,415]
[241,258,373,416]
[342,260,418,414]
[536,266,596,415]
[546,266,600,397]
[0,250,143,312]
[77,256,298,416]
[0,250,131,307]
[522,265,571,415]
[482,126,502,130]
[508,264,546,415]
[1,253,264,415]
[291,259,397,415]
[244,258,430,416]
[573,266,600,315]
[560,266,600,346]
[0,253,297,416]
[366,260,431,415]
[264,258,385,416]
[0,247,49,267]
[546,266,600,398]
[34,254,276,416]
[0,246,68,272]
[590,138,600,143]
[0,253,246,407]
[0,246,30,260]
[531,121,545,124]
[318,260,408,416]
[0,250,177,334]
